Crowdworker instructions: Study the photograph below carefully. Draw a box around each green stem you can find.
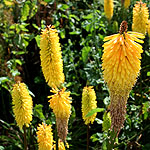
[23,125,27,150]
[87,124,90,150]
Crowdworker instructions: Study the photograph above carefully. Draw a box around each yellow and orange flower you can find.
[48,88,72,141]
[104,0,113,20]
[81,86,97,125]
[102,21,144,133]
[132,1,149,35]
[12,82,33,130]
[40,25,65,88]
[124,0,131,9]
[37,122,53,150]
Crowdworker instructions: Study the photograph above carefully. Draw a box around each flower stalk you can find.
[23,125,27,150]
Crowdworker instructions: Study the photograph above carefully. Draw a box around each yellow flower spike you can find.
[81,86,97,125]
[104,0,113,20]
[124,0,131,9]
[40,25,65,88]
[37,122,53,150]
[12,82,33,130]
[132,1,149,35]
[48,88,72,141]
[102,21,144,134]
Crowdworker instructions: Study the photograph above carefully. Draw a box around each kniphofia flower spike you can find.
[37,122,53,150]
[48,88,72,141]
[132,1,149,35]
[82,86,97,125]
[102,21,144,134]
[12,82,33,130]
[40,25,65,88]
[104,0,114,20]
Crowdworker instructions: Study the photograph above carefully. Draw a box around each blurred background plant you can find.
[0,0,150,149]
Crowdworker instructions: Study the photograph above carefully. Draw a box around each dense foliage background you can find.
[0,0,150,149]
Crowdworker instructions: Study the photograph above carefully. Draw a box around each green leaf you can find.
[85,108,104,117]
[9,24,16,30]
[21,1,30,21]
[29,1,38,19]
[12,51,26,55]
[10,69,20,77]
[82,13,93,19]
[69,31,81,35]
[0,77,9,84]
[62,4,69,9]
[147,71,150,76]
[82,46,91,63]
[58,4,69,11]
[95,118,103,124]
[145,50,150,56]
[142,101,150,120]
[32,23,39,30]
[15,59,22,65]
[69,14,80,21]
[60,29,65,39]
[19,24,29,32]
[44,0,54,3]
[102,112,111,131]
[35,35,41,48]
[54,21,60,27]
[102,140,107,150]
[34,104,45,120]
[0,119,11,128]
[0,146,4,150]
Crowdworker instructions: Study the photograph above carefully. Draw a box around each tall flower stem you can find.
[23,125,27,150]
[87,124,90,150]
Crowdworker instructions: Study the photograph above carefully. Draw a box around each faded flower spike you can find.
[104,0,113,20]
[102,21,144,134]
[82,86,97,125]
[12,82,33,130]
[124,0,131,9]
[40,25,65,88]
[37,122,53,150]
[48,88,72,141]
[132,1,149,35]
